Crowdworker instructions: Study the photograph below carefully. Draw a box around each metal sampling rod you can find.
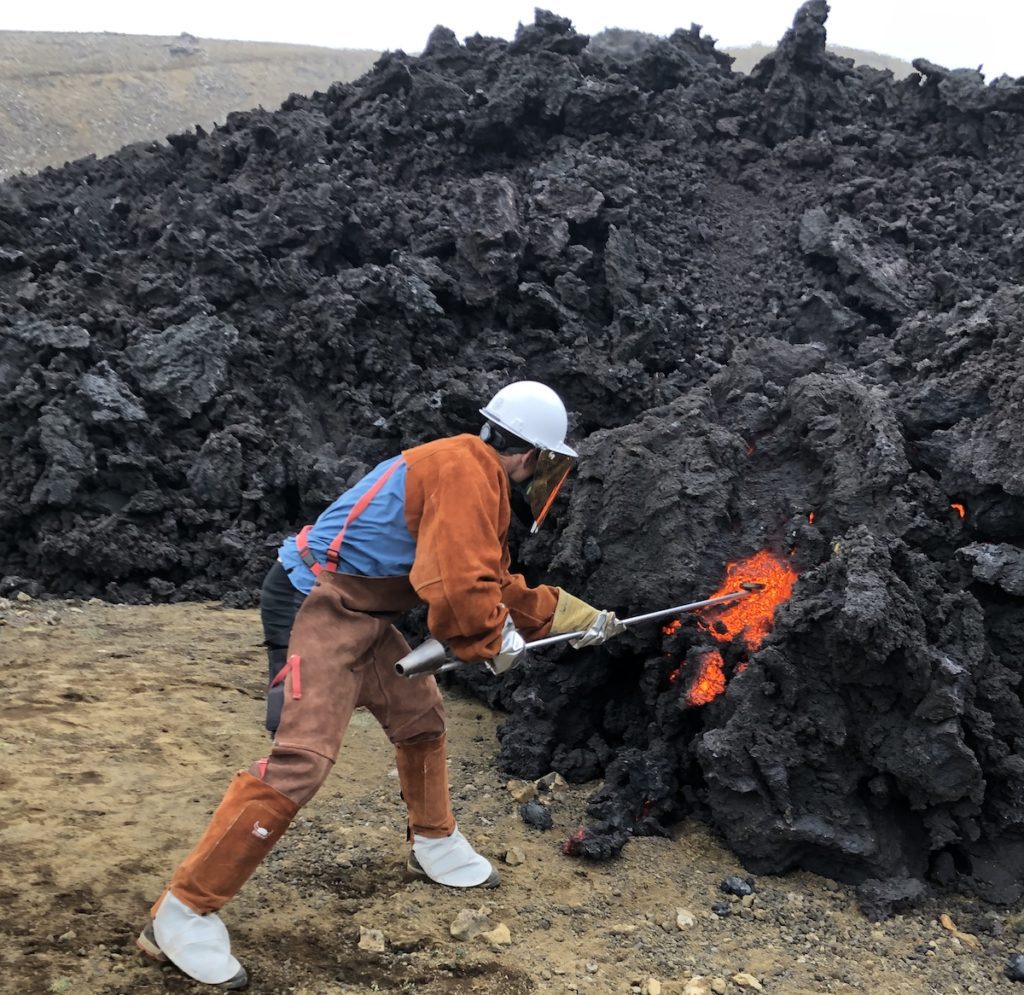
[395,582,766,678]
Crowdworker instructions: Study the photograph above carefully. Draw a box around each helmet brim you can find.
[478,407,578,458]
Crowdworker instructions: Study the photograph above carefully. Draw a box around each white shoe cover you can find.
[152,891,245,986]
[412,825,498,887]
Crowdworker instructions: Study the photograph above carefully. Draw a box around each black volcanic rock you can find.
[3,2,1024,902]
[720,875,755,896]
[1006,954,1024,983]
[520,801,554,830]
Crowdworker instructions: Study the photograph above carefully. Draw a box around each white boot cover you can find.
[412,825,497,887]
[153,891,245,986]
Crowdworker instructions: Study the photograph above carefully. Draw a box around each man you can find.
[136,381,624,989]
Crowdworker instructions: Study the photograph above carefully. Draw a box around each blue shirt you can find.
[278,455,416,595]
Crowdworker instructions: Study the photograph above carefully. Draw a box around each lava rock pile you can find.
[3,2,1024,908]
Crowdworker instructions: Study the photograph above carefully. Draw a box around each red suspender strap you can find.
[296,525,320,575]
[324,456,405,571]
[296,456,406,576]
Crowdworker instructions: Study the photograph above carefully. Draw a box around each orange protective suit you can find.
[152,432,560,923]
[405,433,560,660]
[144,429,573,970]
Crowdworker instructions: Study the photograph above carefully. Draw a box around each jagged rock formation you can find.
[3,4,1024,911]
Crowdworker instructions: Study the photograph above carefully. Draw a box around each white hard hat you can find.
[479,381,578,458]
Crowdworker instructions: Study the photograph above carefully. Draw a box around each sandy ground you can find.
[2,596,1021,995]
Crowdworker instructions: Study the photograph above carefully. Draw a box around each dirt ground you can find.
[2,596,1021,995]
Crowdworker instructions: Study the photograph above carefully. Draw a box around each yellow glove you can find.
[550,589,627,648]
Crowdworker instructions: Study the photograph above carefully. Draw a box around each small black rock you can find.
[1006,953,1024,982]
[720,875,754,896]
[520,800,553,830]
[711,901,731,917]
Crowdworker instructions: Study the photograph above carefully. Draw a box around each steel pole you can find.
[396,587,757,677]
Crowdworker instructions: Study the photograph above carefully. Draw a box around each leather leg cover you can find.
[395,734,456,839]
[157,771,299,916]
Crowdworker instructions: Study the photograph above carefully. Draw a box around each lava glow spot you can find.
[686,649,727,707]
[662,619,682,636]
[808,511,816,524]
[701,550,798,652]
[562,827,587,855]
[668,666,681,684]
[951,502,966,519]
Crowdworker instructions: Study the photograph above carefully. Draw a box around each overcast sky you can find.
[4,1,1023,80]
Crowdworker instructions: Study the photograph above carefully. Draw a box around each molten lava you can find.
[701,550,798,652]
[951,502,966,519]
[663,550,798,707]
[687,649,726,707]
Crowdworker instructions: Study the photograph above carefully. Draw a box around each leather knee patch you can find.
[253,746,333,807]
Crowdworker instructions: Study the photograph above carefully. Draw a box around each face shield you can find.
[525,448,576,533]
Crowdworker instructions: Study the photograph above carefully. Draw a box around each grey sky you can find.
[3,1,1022,80]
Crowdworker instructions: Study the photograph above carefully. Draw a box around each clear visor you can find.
[526,450,576,533]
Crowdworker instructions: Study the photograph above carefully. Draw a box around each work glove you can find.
[550,589,627,649]
[485,614,526,675]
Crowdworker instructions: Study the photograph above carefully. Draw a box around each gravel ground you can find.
[3,594,1024,994]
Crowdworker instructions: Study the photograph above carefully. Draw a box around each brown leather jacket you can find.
[404,434,558,662]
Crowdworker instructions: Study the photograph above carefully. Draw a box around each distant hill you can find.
[0,31,379,179]
[0,31,915,181]
[726,42,914,77]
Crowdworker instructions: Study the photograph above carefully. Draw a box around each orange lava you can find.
[562,826,587,855]
[808,511,816,524]
[701,550,798,652]
[951,502,966,519]
[662,618,681,636]
[686,649,726,707]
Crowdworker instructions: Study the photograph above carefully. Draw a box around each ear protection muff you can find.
[480,422,515,452]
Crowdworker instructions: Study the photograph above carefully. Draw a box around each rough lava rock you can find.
[3,3,1024,906]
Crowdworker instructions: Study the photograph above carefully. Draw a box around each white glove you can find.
[485,614,526,675]
[570,610,627,649]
